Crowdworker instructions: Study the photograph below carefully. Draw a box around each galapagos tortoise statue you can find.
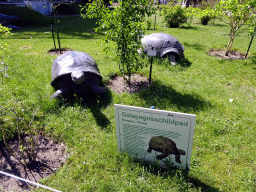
[141,33,185,65]
[147,136,186,164]
[50,51,106,99]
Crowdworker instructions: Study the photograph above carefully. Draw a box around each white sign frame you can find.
[147,49,157,57]
[114,104,196,171]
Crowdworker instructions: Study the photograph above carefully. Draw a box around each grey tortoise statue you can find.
[141,33,185,65]
[50,51,106,99]
[147,136,186,164]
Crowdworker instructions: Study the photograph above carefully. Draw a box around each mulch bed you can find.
[106,74,150,94]
[48,48,71,56]
[208,49,246,60]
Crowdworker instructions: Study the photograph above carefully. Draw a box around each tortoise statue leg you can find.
[147,147,152,153]
[50,90,63,99]
[91,83,107,94]
[168,53,177,66]
[156,149,169,160]
[175,154,181,164]
[50,88,68,99]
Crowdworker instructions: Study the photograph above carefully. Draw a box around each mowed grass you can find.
[1,8,256,191]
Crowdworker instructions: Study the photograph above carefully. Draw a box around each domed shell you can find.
[51,51,102,86]
[141,33,184,57]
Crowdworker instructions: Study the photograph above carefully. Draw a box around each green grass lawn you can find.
[1,8,256,192]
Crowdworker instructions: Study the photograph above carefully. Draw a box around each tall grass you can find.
[1,8,256,191]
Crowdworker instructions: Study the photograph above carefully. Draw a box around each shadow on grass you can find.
[178,57,192,68]
[180,25,198,30]
[138,160,220,192]
[143,55,192,68]
[55,87,112,129]
[244,56,256,70]
[209,23,227,27]
[138,81,210,113]
[183,42,206,51]
[7,17,105,40]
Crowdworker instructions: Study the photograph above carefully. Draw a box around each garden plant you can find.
[160,3,188,28]
[215,0,256,55]
[83,0,156,83]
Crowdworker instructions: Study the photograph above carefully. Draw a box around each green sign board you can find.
[114,104,196,171]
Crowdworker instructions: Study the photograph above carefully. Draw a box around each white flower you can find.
[229,99,234,103]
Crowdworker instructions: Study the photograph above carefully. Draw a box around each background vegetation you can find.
[0,2,256,191]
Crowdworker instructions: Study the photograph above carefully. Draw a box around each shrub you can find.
[187,7,216,25]
[161,3,188,28]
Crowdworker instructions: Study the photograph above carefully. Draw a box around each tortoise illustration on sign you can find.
[141,33,185,65]
[147,136,186,164]
[50,51,106,99]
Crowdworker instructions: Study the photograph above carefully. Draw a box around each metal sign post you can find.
[245,30,256,58]
[154,14,156,30]
[51,25,57,51]
[147,47,157,85]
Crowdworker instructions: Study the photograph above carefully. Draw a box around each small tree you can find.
[215,0,256,56]
[82,0,155,83]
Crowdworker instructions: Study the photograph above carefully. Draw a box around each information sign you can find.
[114,104,196,171]
[147,49,157,57]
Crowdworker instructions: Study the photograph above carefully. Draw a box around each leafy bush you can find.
[161,3,188,28]
[187,7,216,25]
[0,24,10,85]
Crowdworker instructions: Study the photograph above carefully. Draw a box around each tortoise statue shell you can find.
[50,51,106,99]
[141,33,185,65]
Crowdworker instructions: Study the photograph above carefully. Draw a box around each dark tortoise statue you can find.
[50,51,106,99]
[147,136,186,164]
[141,33,185,65]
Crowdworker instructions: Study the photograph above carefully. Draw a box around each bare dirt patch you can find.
[20,46,31,50]
[209,49,246,60]
[106,74,150,94]
[48,48,71,56]
[0,135,68,192]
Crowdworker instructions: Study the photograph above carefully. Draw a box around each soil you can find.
[0,135,68,192]
[48,48,71,56]
[208,49,246,60]
[106,73,150,94]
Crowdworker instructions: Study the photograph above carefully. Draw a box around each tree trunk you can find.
[186,0,190,8]
[225,33,235,56]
